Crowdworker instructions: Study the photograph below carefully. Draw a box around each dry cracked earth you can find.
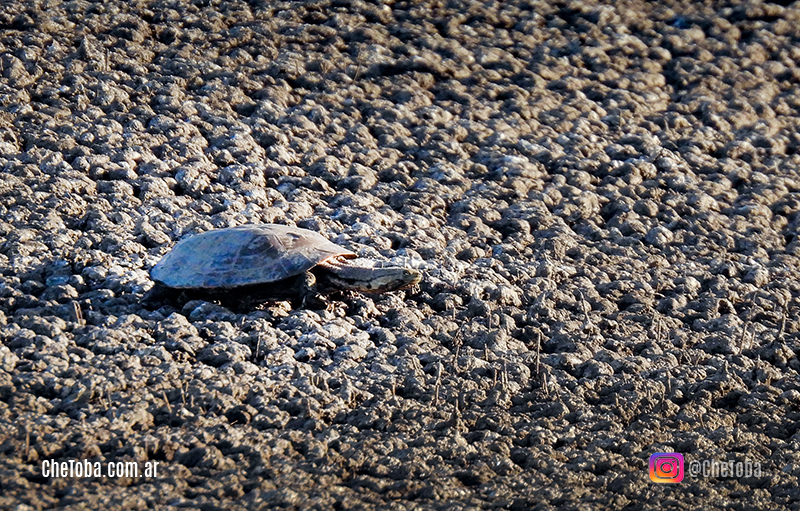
[2,0,800,509]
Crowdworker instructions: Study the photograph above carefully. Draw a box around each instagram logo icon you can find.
[649,453,684,483]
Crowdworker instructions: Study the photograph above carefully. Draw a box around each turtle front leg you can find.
[298,271,327,309]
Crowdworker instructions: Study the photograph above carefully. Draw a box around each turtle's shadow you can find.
[140,274,339,313]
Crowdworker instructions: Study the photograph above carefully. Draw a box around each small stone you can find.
[645,226,673,246]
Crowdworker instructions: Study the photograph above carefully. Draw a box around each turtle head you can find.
[360,267,422,293]
[319,257,422,293]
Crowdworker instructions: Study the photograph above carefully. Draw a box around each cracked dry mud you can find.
[2,0,800,509]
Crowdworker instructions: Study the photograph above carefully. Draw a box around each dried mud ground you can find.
[2,0,800,509]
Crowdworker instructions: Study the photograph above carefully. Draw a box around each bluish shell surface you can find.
[151,224,354,289]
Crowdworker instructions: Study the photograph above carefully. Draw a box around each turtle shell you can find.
[151,224,355,289]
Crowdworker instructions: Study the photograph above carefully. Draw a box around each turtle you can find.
[146,224,421,308]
